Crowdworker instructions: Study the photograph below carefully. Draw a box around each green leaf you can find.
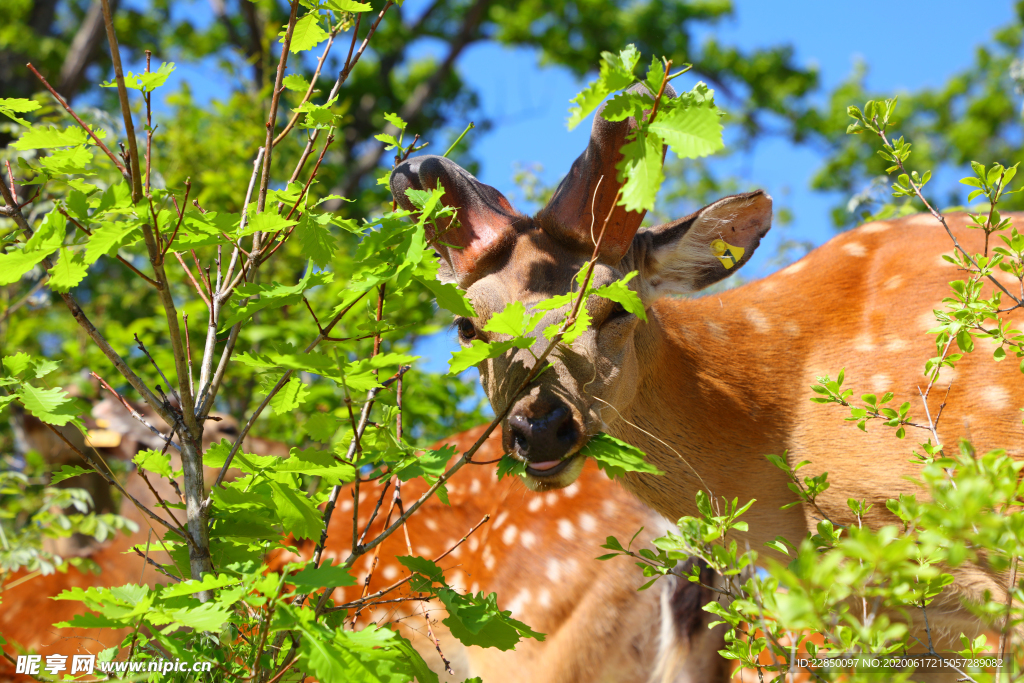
[496,454,526,480]
[134,449,174,478]
[286,13,329,53]
[483,301,544,338]
[101,62,176,92]
[13,124,101,150]
[47,247,88,292]
[0,209,66,285]
[160,573,240,598]
[51,464,91,484]
[18,384,82,427]
[325,0,372,10]
[269,377,310,414]
[439,588,545,650]
[270,482,324,540]
[84,221,139,264]
[305,413,342,442]
[282,73,311,92]
[39,145,93,174]
[581,432,663,479]
[648,102,724,160]
[0,98,41,126]
[393,445,455,481]
[592,273,645,321]
[289,562,356,591]
[566,47,639,130]
[601,91,647,122]
[616,130,664,213]
[448,340,515,375]
[279,447,355,484]
[413,274,476,317]
[383,112,407,130]
[297,213,337,268]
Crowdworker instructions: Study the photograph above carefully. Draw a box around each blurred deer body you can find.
[389,85,1024,656]
[3,404,728,682]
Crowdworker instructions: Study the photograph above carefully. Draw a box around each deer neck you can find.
[609,292,809,544]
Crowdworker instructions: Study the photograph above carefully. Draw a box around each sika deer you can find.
[2,406,728,682]
[389,91,1024,663]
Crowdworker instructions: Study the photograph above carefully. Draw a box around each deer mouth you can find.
[520,453,586,492]
[525,456,576,478]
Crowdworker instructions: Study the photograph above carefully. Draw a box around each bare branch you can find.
[99,0,143,201]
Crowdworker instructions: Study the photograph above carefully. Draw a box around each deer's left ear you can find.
[637,190,772,295]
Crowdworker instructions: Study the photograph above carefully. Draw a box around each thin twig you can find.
[273,26,340,145]
[58,206,159,286]
[25,62,129,181]
[99,0,143,201]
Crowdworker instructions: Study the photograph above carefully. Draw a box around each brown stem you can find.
[273,27,340,146]
[25,62,129,181]
[256,0,299,215]
[99,0,143,202]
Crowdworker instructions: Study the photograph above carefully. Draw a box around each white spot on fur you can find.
[424,518,439,532]
[860,221,891,234]
[545,492,559,506]
[854,335,875,352]
[745,308,771,334]
[527,497,542,512]
[482,545,496,571]
[469,537,479,552]
[843,241,867,257]
[704,320,727,340]
[578,513,597,533]
[919,309,940,332]
[885,337,908,353]
[602,499,617,516]
[493,511,509,530]
[339,499,353,512]
[557,519,575,540]
[779,260,806,276]
[981,385,1011,410]
[869,374,892,393]
[907,214,938,228]
[469,478,481,494]
[546,558,563,582]
[537,588,551,608]
[520,530,536,549]
[563,482,580,498]
[502,525,518,545]
[448,570,466,591]
[470,581,480,593]
[506,588,532,615]
[382,565,399,580]
[883,274,903,290]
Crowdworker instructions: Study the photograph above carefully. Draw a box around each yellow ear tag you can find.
[711,239,744,269]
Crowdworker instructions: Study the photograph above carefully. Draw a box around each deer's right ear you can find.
[639,191,772,296]
[391,155,524,287]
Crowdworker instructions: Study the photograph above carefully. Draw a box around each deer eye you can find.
[456,317,477,341]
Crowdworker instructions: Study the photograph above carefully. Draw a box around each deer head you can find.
[391,87,772,492]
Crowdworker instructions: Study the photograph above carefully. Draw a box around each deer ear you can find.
[640,191,772,295]
[537,83,674,264]
[391,155,524,287]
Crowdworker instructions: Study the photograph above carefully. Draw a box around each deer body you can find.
[390,83,1024,658]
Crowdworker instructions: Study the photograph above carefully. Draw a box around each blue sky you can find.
[144,1,1020,373]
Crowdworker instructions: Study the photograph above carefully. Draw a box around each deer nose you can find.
[508,404,577,463]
